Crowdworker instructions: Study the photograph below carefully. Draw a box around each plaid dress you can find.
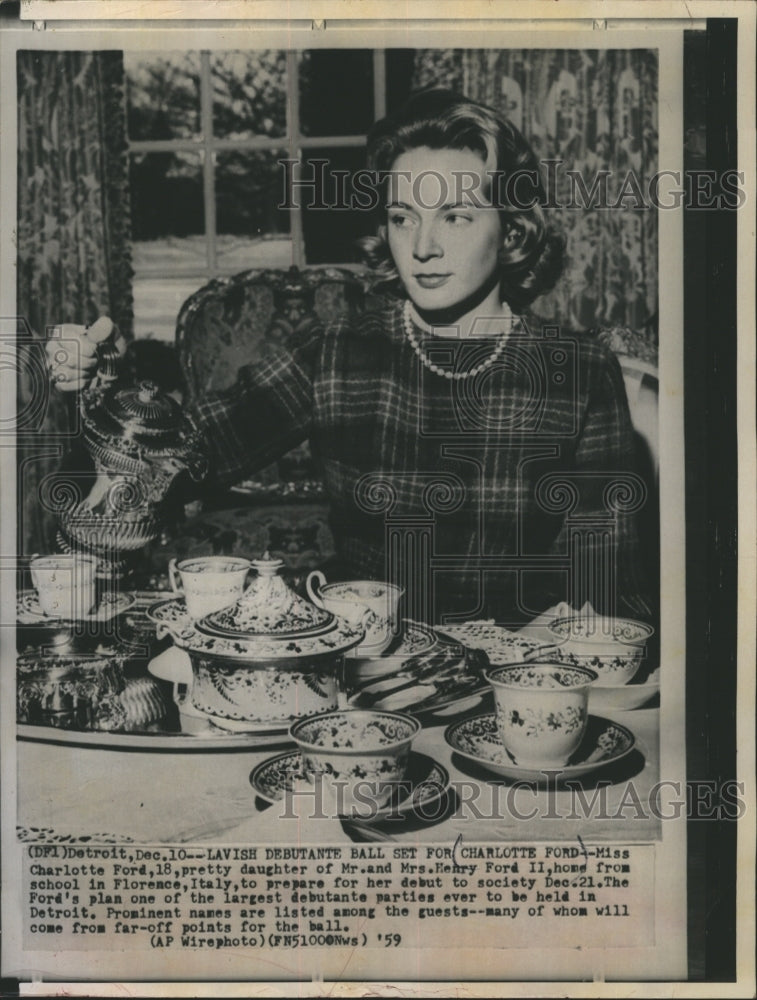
[192,300,652,626]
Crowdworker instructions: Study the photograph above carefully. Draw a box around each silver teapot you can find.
[58,365,208,562]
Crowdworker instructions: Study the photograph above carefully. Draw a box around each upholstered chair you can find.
[140,266,376,588]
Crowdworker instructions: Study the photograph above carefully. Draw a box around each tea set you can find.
[18,545,655,814]
[17,353,657,826]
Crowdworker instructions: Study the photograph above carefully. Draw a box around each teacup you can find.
[546,615,654,686]
[486,662,598,769]
[289,709,420,814]
[169,556,252,620]
[30,553,98,620]
[306,572,403,657]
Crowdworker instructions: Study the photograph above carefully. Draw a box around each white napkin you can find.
[147,644,193,684]
[517,600,595,638]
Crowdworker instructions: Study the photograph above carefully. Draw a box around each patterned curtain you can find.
[16,50,134,556]
[413,49,659,359]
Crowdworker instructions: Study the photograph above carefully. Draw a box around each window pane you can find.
[215,150,290,235]
[215,150,293,268]
[216,234,294,271]
[132,277,209,342]
[211,51,287,140]
[125,51,201,140]
[130,151,205,252]
[131,236,207,272]
[301,147,375,264]
[299,50,374,137]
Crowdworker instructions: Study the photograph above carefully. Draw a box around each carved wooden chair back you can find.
[175,265,374,501]
[176,265,369,401]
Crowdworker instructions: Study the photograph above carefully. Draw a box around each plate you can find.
[436,623,555,665]
[377,682,493,720]
[419,688,491,718]
[17,590,136,624]
[181,701,290,737]
[250,750,450,819]
[445,713,636,784]
[349,621,437,683]
[348,633,489,717]
[348,676,489,717]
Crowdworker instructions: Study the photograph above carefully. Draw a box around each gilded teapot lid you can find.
[148,554,364,660]
[80,380,207,481]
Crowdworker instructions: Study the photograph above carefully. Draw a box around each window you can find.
[125,49,415,340]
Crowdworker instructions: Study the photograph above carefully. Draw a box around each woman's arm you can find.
[46,314,324,493]
[188,327,323,490]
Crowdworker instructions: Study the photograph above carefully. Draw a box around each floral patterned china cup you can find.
[486,663,598,769]
[306,572,404,657]
[30,553,97,620]
[546,615,654,686]
[169,556,252,620]
[289,709,421,814]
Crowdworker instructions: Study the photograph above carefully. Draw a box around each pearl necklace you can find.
[402,300,512,381]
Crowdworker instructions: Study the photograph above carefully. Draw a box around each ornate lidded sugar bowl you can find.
[148,554,366,730]
[58,379,208,564]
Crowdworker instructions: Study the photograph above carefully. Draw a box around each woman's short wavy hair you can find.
[361,88,565,313]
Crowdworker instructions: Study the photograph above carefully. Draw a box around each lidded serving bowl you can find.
[60,380,208,554]
[148,554,365,729]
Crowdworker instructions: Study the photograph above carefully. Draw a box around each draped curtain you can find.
[413,49,659,359]
[16,50,134,556]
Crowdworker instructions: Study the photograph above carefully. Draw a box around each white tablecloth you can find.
[17,703,660,845]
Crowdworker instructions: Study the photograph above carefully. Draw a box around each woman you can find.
[48,89,651,625]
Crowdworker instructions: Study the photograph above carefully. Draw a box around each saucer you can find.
[445,713,636,784]
[589,671,660,712]
[350,620,437,683]
[17,590,135,624]
[250,750,450,820]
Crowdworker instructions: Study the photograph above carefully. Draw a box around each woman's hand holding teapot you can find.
[45,316,126,392]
